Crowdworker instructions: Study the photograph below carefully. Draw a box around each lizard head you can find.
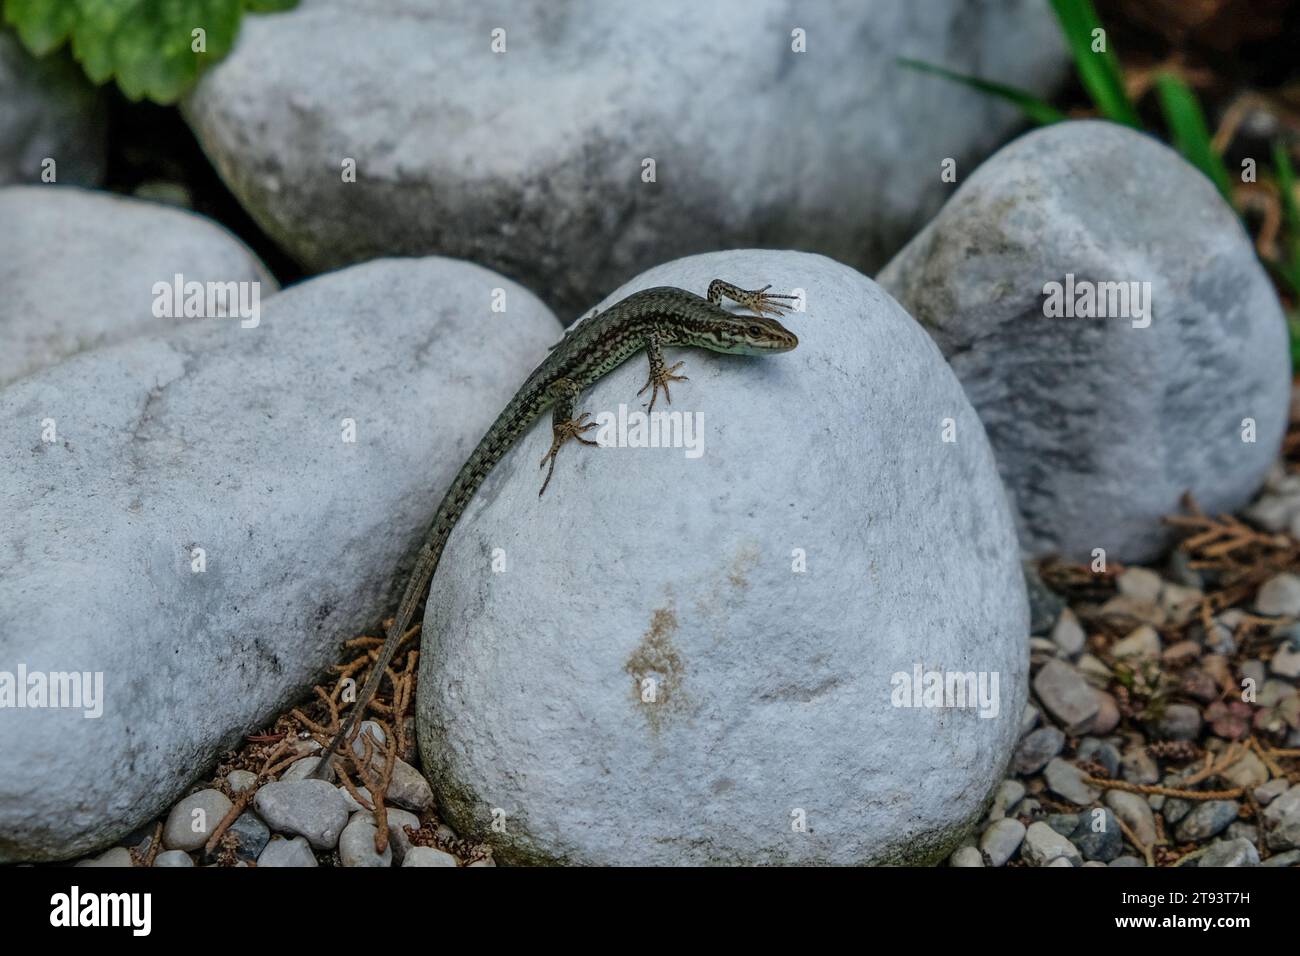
[696,313,798,355]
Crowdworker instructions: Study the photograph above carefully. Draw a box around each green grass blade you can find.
[1274,141,1300,250]
[1155,73,1232,199]
[1049,0,1140,127]
[896,58,1066,126]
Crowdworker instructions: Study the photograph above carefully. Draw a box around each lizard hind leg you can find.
[538,379,599,497]
[706,279,798,318]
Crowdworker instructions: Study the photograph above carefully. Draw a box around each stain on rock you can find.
[624,606,685,733]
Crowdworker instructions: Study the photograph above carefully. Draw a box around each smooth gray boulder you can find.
[0,258,559,863]
[0,34,105,186]
[183,0,1066,316]
[0,186,277,386]
[417,249,1029,865]
[879,121,1290,563]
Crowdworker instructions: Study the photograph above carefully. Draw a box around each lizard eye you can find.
[747,325,763,337]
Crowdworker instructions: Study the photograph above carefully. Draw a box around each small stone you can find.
[1200,838,1259,867]
[385,758,434,812]
[1047,857,1074,866]
[1070,808,1123,862]
[435,823,458,844]
[1225,822,1257,845]
[152,850,194,867]
[1175,800,1240,843]
[1254,778,1290,806]
[1148,703,1202,741]
[980,818,1026,866]
[1033,660,1100,732]
[1255,573,1300,616]
[257,835,318,867]
[1240,658,1267,687]
[1080,690,1120,735]
[75,847,135,867]
[1077,738,1120,778]
[1100,595,1166,626]
[1271,644,1300,679]
[351,720,387,760]
[1029,636,1061,660]
[1244,494,1295,532]
[163,789,233,852]
[1109,855,1145,867]
[1020,704,1041,736]
[1201,622,1236,655]
[988,779,1026,820]
[1050,608,1086,656]
[403,845,460,867]
[1221,750,1269,790]
[1262,785,1300,851]
[1022,821,1082,866]
[1044,758,1102,805]
[1076,654,1114,686]
[1018,798,1042,818]
[226,769,257,793]
[1121,747,1160,785]
[383,808,422,863]
[253,780,350,850]
[1261,849,1300,867]
[1046,813,1080,836]
[223,812,270,862]
[1118,567,1163,603]
[1025,562,1066,635]
[1112,624,1161,660]
[281,755,335,783]
[1161,584,1203,624]
[339,813,393,867]
[1012,726,1065,776]
[337,785,373,813]
[1106,790,1157,846]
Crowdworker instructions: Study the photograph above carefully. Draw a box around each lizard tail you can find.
[308,536,446,779]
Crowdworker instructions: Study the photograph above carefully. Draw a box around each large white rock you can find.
[0,258,559,863]
[183,0,1066,316]
[417,249,1029,865]
[0,34,105,186]
[879,121,1291,562]
[0,186,277,386]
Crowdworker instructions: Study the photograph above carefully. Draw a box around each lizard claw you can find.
[638,360,688,412]
[538,414,599,496]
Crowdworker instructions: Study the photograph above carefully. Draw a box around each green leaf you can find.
[1048,0,1140,127]
[3,0,297,103]
[896,57,1067,126]
[1274,141,1300,257]
[1154,72,1232,200]
[2,0,78,54]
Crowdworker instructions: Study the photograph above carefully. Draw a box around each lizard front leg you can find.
[707,279,798,317]
[538,378,599,496]
[637,332,688,412]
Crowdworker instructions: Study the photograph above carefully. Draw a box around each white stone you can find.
[162,789,233,851]
[256,835,318,868]
[0,257,560,863]
[0,186,276,386]
[879,122,1290,562]
[183,0,1066,317]
[1256,574,1300,617]
[417,250,1029,865]
[403,846,459,868]
[1022,821,1082,867]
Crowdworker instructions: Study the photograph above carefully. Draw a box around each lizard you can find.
[310,280,799,779]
